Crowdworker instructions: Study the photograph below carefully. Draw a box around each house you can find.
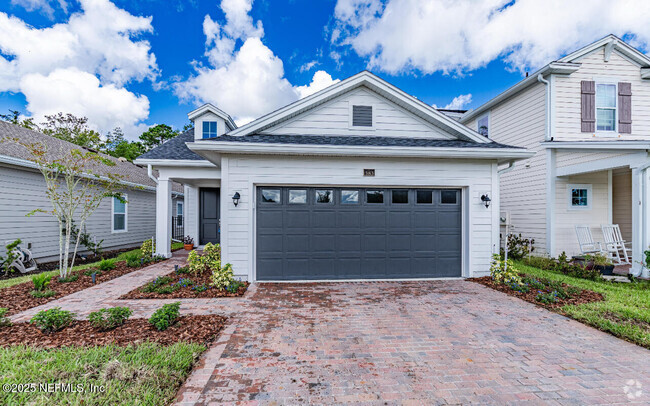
[460,35,650,277]
[136,71,532,281]
[0,121,183,263]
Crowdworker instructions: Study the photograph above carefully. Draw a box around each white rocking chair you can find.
[601,224,632,265]
[575,225,604,256]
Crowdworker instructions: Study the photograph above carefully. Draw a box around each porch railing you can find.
[172,216,184,241]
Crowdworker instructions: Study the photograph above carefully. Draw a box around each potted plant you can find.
[582,253,614,275]
[183,236,194,251]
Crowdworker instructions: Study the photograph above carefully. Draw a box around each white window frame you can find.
[348,102,375,130]
[111,194,128,233]
[477,112,490,138]
[567,184,592,210]
[202,121,218,139]
[594,80,618,136]
[176,201,183,216]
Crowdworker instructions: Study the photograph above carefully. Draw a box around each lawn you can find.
[0,342,204,405]
[0,243,184,290]
[515,261,650,349]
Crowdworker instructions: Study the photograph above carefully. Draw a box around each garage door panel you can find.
[286,211,310,228]
[312,235,336,252]
[363,211,386,228]
[311,258,335,278]
[438,212,461,229]
[286,235,309,252]
[413,212,438,228]
[338,211,361,227]
[338,235,361,252]
[361,258,386,278]
[337,258,361,278]
[258,235,282,252]
[312,211,337,228]
[388,211,411,228]
[363,234,386,252]
[387,234,411,252]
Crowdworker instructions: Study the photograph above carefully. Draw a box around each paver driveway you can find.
[176,281,650,405]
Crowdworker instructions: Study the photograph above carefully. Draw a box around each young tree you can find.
[103,127,145,162]
[12,140,125,278]
[139,124,178,151]
[0,109,38,130]
[41,113,103,150]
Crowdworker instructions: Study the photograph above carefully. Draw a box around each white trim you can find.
[134,158,216,168]
[348,102,375,130]
[176,201,184,216]
[559,34,650,67]
[556,152,647,177]
[542,141,650,150]
[594,81,618,136]
[111,193,128,233]
[546,149,556,255]
[607,170,613,224]
[567,184,592,210]
[188,103,237,130]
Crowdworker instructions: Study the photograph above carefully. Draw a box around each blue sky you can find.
[1,0,649,139]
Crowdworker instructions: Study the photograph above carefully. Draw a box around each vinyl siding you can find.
[266,87,454,139]
[0,164,158,262]
[613,169,632,243]
[554,48,650,141]
[555,150,631,168]
[221,154,499,281]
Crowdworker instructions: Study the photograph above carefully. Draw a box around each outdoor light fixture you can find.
[232,192,241,207]
[481,194,491,208]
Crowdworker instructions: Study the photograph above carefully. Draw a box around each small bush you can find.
[226,280,245,293]
[503,233,535,260]
[193,284,208,292]
[187,243,221,276]
[0,308,11,328]
[88,307,133,331]
[142,276,174,293]
[176,266,190,275]
[535,291,559,304]
[211,263,235,290]
[175,278,194,288]
[97,258,116,271]
[124,252,142,268]
[141,239,155,259]
[490,255,521,285]
[32,273,52,291]
[149,302,180,331]
[83,269,102,277]
[58,274,79,283]
[187,250,205,275]
[30,307,76,333]
[29,289,57,298]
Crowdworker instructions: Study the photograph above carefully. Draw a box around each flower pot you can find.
[184,244,193,251]
[596,264,615,276]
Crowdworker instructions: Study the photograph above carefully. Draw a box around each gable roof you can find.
[228,71,491,144]
[138,130,203,161]
[558,34,650,67]
[0,121,183,193]
[188,103,237,130]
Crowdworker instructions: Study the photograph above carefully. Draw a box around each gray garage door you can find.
[256,187,462,280]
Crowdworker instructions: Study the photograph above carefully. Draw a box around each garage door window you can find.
[392,190,408,204]
[341,190,359,204]
[416,190,433,204]
[261,189,281,203]
[441,190,457,204]
[367,190,384,203]
[289,189,307,204]
[315,190,333,203]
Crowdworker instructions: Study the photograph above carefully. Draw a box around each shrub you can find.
[187,250,204,275]
[176,266,190,275]
[98,258,116,271]
[141,239,155,259]
[211,263,235,290]
[187,243,222,276]
[88,307,133,331]
[175,278,194,288]
[535,291,559,304]
[0,308,11,328]
[142,276,173,293]
[124,252,142,268]
[0,239,21,276]
[32,273,52,291]
[58,274,79,283]
[83,269,101,276]
[226,280,245,293]
[149,302,180,331]
[193,284,208,292]
[30,307,76,333]
[489,255,521,285]
[503,233,535,260]
[522,255,556,271]
[30,289,57,298]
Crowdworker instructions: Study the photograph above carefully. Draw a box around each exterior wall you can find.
[554,48,650,141]
[466,82,548,253]
[267,87,454,139]
[0,164,157,262]
[220,154,499,281]
[554,171,610,257]
[613,169,632,242]
[555,150,632,168]
[183,185,200,247]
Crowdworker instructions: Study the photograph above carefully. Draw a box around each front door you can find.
[200,188,220,245]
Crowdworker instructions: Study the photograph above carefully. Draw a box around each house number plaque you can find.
[363,169,375,176]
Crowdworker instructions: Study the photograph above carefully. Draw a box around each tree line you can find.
[0,110,192,162]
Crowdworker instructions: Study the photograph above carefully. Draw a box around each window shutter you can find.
[618,82,632,134]
[580,80,595,132]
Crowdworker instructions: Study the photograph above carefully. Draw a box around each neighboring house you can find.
[0,121,183,263]
[136,71,531,281]
[460,35,650,277]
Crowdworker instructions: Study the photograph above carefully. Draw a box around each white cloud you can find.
[0,0,157,138]
[332,0,650,74]
[175,0,339,123]
[433,93,472,110]
[299,60,318,72]
[11,0,68,17]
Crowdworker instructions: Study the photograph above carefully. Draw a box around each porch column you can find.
[184,185,199,248]
[155,178,172,258]
[631,167,647,277]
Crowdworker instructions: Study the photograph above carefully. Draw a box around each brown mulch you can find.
[0,315,227,348]
[119,269,249,300]
[0,261,163,316]
[470,276,604,310]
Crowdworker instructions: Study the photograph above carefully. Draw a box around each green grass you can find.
[0,342,205,406]
[516,261,650,348]
[0,243,184,290]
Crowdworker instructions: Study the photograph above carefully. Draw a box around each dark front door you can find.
[256,187,462,280]
[200,188,220,245]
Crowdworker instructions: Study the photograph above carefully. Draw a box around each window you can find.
[202,121,217,139]
[477,114,489,137]
[352,105,372,127]
[261,189,281,203]
[568,184,591,209]
[341,190,359,204]
[315,189,333,203]
[596,83,616,132]
[112,195,127,233]
[289,189,307,204]
[176,202,183,227]
[416,190,433,204]
[366,190,384,203]
[392,190,408,204]
[441,190,457,204]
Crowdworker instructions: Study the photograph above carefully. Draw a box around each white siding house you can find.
[137,71,532,281]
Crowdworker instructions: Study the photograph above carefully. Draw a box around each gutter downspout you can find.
[498,161,515,175]
[147,164,158,185]
[537,74,551,141]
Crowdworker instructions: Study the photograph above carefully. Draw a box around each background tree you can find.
[41,113,103,150]
[0,109,38,130]
[139,124,178,151]
[182,122,194,132]
[103,127,145,162]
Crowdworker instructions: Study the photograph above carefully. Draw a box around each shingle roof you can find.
[137,130,204,161]
[0,121,183,193]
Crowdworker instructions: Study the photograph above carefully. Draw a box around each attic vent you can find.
[352,105,372,127]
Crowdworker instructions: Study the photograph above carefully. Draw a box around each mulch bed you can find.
[471,276,604,310]
[0,260,164,316]
[0,315,227,348]
[119,269,249,300]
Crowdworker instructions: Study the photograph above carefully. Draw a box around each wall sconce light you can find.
[481,194,491,208]
[232,192,241,207]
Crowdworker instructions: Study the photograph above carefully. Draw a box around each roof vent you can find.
[352,105,372,127]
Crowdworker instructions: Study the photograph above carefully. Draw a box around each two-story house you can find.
[460,35,650,277]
